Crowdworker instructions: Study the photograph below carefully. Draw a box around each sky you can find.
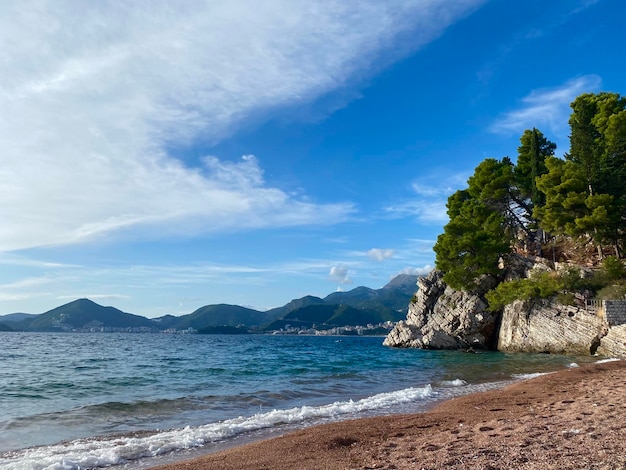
[1,0,624,317]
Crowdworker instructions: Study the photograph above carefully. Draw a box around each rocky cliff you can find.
[383,270,499,350]
[384,263,626,358]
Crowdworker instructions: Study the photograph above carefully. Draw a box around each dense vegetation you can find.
[434,92,626,308]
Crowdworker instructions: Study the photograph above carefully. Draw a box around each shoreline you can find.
[150,360,626,470]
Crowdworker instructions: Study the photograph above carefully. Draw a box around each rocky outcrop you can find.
[497,299,609,355]
[597,325,626,357]
[383,270,498,349]
[384,261,626,358]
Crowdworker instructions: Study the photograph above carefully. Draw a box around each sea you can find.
[0,332,606,470]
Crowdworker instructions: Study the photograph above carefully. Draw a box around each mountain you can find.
[263,295,326,320]
[169,304,269,330]
[264,304,370,331]
[150,314,180,329]
[19,299,156,332]
[0,313,38,323]
[261,275,418,331]
[381,273,420,291]
[324,286,379,304]
[2,274,419,333]
[263,302,399,331]
[322,274,418,315]
[0,322,14,332]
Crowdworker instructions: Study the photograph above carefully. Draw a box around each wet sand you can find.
[151,360,626,470]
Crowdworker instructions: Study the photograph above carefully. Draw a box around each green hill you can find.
[322,275,417,314]
[150,314,180,329]
[0,313,38,323]
[21,299,156,332]
[264,295,326,319]
[170,304,268,330]
[263,303,397,331]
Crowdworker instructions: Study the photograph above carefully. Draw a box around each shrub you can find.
[556,292,577,305]
[595,282,626,300]
[486,271,571,311]
[600,256,626,281]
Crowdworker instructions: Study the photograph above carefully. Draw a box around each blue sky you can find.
[1,0,624,317]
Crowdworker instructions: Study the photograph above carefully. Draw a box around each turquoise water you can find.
[0,332,601,469]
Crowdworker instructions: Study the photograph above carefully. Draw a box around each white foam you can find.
[0,385,433,470]
[439,379,467,387]
[595,358,621,364]
[512,372,550,380]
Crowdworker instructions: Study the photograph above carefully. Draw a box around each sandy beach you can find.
[151,360,626,470]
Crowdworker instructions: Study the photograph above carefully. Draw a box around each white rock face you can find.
[383,270,498,349]
[497,299,609,355]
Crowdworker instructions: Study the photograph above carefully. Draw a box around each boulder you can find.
[383,270,498,349]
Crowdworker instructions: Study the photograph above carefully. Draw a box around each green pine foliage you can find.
[546,92,626,254]
[600,256,626,281]
[434,91,626,306]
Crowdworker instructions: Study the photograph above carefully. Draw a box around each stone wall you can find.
[603,300,626,326]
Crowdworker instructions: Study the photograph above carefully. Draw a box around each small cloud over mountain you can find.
[329,265,352,285]
[367,248,394,261]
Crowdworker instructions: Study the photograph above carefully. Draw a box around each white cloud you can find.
[329,265,352,285]
[0,0,485,252]
[367,248,395,261]
[490,75,602,135]
[398,265,434,276]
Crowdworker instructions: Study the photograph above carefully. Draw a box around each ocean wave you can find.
[0,385,433,470]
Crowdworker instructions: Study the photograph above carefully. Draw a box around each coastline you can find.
[150,360,626,470]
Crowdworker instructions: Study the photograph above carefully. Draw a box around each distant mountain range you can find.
[0,274,418,333]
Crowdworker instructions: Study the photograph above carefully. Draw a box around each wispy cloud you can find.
[0,254,80,269]
[0,0,485,252]
[490,75,602,135]
[385,172,469,223]
[57,294,130,301]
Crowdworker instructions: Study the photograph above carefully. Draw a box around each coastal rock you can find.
[497,299,610,355]
[596,325,626,357]
[384,262,626,358]
[383,270,498,349]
